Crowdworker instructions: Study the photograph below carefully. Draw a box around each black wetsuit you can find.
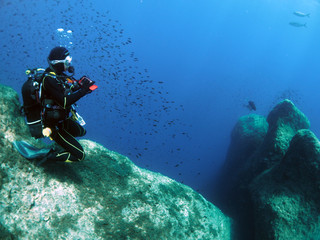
[41,69,88,162]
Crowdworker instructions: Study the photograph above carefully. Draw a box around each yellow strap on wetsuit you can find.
[70,109,78,121]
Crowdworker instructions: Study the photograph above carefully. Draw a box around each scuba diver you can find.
[38,46,95,162]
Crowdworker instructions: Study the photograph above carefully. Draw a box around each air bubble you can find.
[55,28,73,49]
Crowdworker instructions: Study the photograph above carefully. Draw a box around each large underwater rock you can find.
[213,114,268,239]
[0,84,232,240]
[215,99,320,240]
[246,99,310,180]
[215,114,268,201]
[251,129,320,239]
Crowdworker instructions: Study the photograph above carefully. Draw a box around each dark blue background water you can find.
[1,0,320,201]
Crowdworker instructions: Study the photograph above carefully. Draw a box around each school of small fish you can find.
[0,0,198,183]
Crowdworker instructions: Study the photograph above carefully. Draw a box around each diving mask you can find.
[49,55,72,71]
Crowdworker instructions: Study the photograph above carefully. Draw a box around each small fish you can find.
[289,22,307,28]
[293,11,310,17]
[247,101,256,111]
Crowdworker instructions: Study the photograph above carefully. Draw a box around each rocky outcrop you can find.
[214,99,320,240]
[246,100,310,180]
[213,114,268,239]
[0,84,232,240]
[251,129,320,239]
[216,114,268,201]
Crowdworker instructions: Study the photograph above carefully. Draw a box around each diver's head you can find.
[47,46,74,74]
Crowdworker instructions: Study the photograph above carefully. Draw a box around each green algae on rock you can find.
[262,99,310,162]
[244,99,310,184]
[0,83,232,239]
[214,99,318,240]
[223,114,268,178]
[251,129,320,239]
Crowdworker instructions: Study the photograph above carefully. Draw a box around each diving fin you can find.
[12,141,52,160]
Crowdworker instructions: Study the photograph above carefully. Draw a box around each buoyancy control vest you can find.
[40,72,75,127]
[22,68,85,138]
[22,68,65,138]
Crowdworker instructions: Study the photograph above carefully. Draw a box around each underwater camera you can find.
[78,76,98,91]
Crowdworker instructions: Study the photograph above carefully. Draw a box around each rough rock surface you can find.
[0,84,232,240]
[246,99,310,180]
[213,114,268,239]
[214,99,318,240]
[251,129,320,239]
[216,114,268,199]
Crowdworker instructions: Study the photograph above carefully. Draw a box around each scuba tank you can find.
[21,68,45,138]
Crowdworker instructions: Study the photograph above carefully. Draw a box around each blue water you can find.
[1,0,320,201]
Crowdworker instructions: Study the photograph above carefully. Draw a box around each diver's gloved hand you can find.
[79,76,95,95]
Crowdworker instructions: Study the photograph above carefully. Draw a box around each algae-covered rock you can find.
[0,84,232,239]
[219,114,268,187]
[250,129,320,239]
[236,99,310,188]
[0,85,30,142]
[0,222,14,240]
[250,99,310,175]
[213,114,268,240]
[214,99,315,240]
[214,114,268,208]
